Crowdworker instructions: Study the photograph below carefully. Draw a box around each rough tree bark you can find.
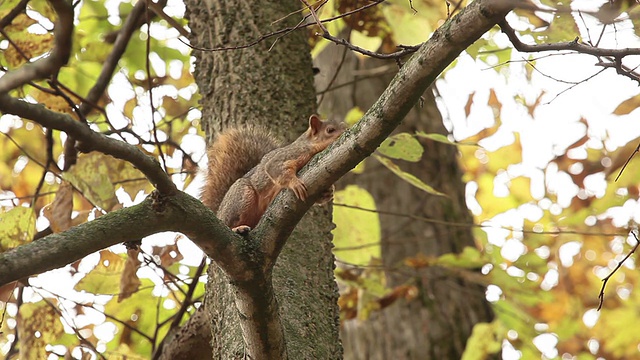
[185,0,342,359]
[316,48,497,359]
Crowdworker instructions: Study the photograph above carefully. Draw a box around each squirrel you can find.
[201,114,346,233]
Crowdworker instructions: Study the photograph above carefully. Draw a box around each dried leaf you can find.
[613,94,640,115]
[43,181,73,233]
[465,91,475,118]
[17,301,64,359]
[119,248,142,302]
[488,88,502,114]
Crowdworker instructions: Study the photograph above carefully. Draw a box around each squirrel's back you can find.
[201,126,282,213]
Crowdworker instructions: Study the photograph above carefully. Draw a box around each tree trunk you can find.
[185,1,342,359]
[316,46,496,359]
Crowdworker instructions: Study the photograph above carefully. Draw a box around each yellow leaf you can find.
[613,94,640,115]
[377,133,424,162]
[75,250,125,294]
[0,207,35,251]
[333,185,381,265]
[17,301,64,360]
[514,8,550,29]
[344,107,364,126]
[374,154,447,197]
[350,30,382,54]
[3,32,54,68]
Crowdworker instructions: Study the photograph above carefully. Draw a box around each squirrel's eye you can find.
[327,127,335,134]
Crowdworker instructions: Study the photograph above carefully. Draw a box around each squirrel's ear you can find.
[308,114,322,135]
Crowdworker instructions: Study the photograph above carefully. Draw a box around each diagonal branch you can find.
[0,0,74,94]
[257,0,515,264]
[78,0,150,117]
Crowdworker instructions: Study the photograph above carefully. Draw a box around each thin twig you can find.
[614,141,640,182]
[598,232,640,310]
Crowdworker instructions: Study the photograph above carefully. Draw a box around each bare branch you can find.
[320,32,421,59]
[0,0,74,94]
[78,0,148,117]
[147,0,189,38]
[598,232,640,310]
[0,94,177,195]
[499,19,640,58]
[614,141,640,182]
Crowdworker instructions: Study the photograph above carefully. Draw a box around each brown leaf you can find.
[488,88,502,114]
[337,287,358,321]
[0,282,18,304]
[378,285,418,309]
[152,240,183,268]
[613,94,640,115]
[465,91,475,118]
[43,181,73,233]
[118,248,141,302]
[404,253,433,268]
[526,91,545,117]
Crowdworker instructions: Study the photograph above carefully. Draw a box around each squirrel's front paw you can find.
[290,178,308,201]
[232,225,252,235]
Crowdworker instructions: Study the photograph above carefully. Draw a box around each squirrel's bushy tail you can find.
[201,126,281,213]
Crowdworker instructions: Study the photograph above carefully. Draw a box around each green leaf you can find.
[104,278,171,355]
[333,185,381,265]
[523,12,579,43]
[350,30,382,53]
[382,2,432,45]
[378,133,423,162]
[0,207,35,251]
[62,152,148,210]
[75,250,125,294]
[374,154,446,197]
[461,320,504,360]
[63,170,116,212]
[416,131,479,147]
[435,247,485,269]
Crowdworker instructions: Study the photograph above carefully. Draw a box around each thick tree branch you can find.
[0,94,177,195]
[0,191,250,286]
[0,0,74,94]
[233,275,287,359]
[257,0,515,263]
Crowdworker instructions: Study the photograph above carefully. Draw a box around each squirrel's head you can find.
[308,114,346,146]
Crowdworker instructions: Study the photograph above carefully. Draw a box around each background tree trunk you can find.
[316,46,497,359]
[185,1,342,358]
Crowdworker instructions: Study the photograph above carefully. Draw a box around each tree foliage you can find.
[1,0,640,359]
